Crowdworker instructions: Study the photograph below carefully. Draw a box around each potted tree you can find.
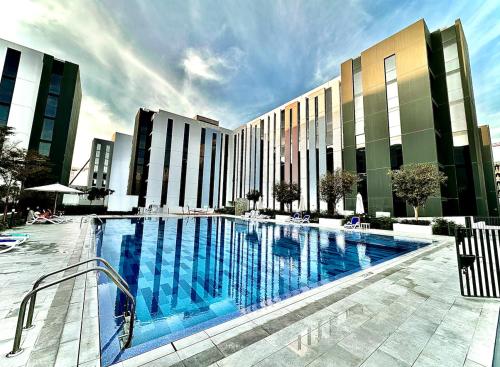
[273,182,300,222]
[318,169,358,228]
[246,189,262,210]
[389,163,447,235]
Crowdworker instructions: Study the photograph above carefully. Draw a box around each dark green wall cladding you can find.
[28,54,81,186]
[401,130,438,164]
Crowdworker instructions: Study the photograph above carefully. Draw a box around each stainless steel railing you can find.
[24,257,127,329]
[6,265,135,357]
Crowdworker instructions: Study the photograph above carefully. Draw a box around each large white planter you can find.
[319,218,344,228]
[275,215,290,223]
[393,223,433,236]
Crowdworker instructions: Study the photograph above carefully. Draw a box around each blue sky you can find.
[0,0,499,167]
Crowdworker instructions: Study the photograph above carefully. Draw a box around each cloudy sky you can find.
[0,0,499,167]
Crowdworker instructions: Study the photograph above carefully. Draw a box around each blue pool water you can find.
[96,217,431,365]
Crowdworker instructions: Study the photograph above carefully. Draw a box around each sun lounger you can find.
[26,215,69,225]
[0,234,30,254]
[344,216,360,230]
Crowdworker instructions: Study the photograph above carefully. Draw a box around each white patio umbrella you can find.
[25,183,83,213]
[298,195,306,214]
[355,192,365,215]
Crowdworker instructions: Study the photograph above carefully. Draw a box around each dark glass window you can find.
[161,119,174,205]
[239,130,244,196]
[49,74,62,95]
[2,49,21,78]
[209,133,217,207]
[178,124,190,206]
[44,95,58,118]
[39,141,51,156]
[218,133,224,207]
[232,135,236,201]
[0,104,9,124]
[222,134,229,205]
[326,147,334,173]
[41,118,54,141]
[196,128,206,208]
[0,78,15,104]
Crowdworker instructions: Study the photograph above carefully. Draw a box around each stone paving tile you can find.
[360,349,410,367]
[307,344,363,367]
[214,242,500,367]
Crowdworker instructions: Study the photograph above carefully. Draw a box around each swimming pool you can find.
[95,216,431,365]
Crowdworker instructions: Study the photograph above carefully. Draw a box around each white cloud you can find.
[183,49,222,81]
[182,47,244,82]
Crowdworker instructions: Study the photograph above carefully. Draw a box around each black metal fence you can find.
[455,226,500,298]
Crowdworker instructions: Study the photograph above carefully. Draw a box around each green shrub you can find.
[364,216,397,230]
[432,218,464,236]
[399,219,431,226]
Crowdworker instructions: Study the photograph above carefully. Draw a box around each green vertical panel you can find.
[364,85,392,215]
[341,59,357,211]
[57,63,80,185]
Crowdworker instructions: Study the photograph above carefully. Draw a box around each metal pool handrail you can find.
[6,266,135,357]
[24,257,128,329]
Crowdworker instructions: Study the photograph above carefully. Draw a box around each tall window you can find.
[39,61,64,156]
[384,55,402,146]
[0,48,21,126]
[209,133,217,207]
[178,124,190,206]
[161,119,174,205]
[222,134,229,206]
[443,40,467,147]
[196,128,206,208]
[353,70,365,148]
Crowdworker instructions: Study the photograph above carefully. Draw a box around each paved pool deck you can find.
[0,216,498,367]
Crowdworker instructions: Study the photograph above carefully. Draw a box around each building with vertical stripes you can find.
[127,109,233,212]
[128,18,498,217]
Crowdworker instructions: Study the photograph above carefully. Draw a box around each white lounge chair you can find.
[26,214,69,225]
[0,233,30,254]
[253,210,270,219]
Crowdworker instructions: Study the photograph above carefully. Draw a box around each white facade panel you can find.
[108,133,138,212]
[165,118,185,209]
[185,124,201,208]
[0,39,44,149]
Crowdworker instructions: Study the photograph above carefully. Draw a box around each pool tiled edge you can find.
[108,237,451,367]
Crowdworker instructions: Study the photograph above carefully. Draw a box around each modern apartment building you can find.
[128,18,497,217]
[87,138,113,189]
[232,78,343,213]
[127,109,233,211]
[0,38,81,185]
[340,19,495,217]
